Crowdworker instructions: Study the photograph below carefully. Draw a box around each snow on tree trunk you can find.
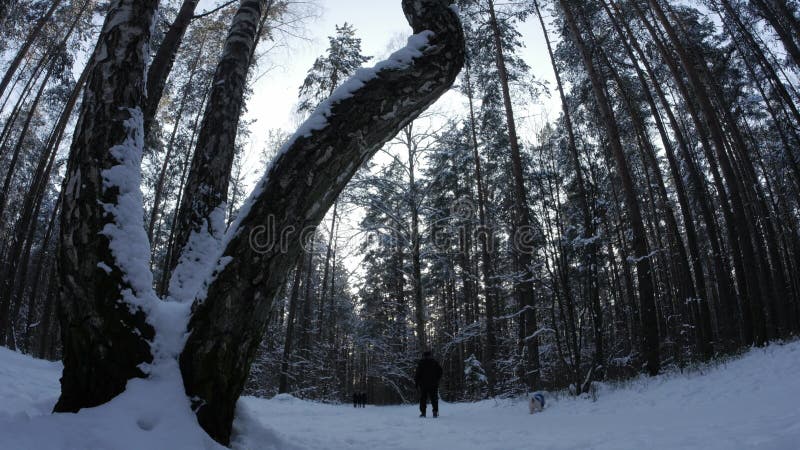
[166,0,264,301]
[178,0,465,443]
[55,0,159,412]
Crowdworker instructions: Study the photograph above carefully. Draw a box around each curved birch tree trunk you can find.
[178,0,464,443]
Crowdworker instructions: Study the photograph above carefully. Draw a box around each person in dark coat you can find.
[353,391,358,408]
[415,350,443,417]
[360,392,366,408]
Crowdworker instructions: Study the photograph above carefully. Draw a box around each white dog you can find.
[528,392,546,414]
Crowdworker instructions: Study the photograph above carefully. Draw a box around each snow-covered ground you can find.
[1,341,799,450]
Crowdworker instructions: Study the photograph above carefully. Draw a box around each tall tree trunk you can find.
[21,190,60,353]
[298,233,316,359]
[37,267,58,358]
[54,0,158,413]
[1,61,92,351]
[146,35,207,242]
[393,226,407,354]
[405,125,427,351]
[644,0,768,346]
[623,0,740,348]
[463,58,498,395]
[0,53,33,114]
[0,62,55,346]
[143,0,200,133]
[590,4,702,357]
[167,0,265,288]
[317,201,337,344]
[279,262,302,393]
[0,0,90,170]
[749,0,800,68]
[0,0,63,100]
[718,0,800,129]
[533,0,604,379]
[629,0,744,346]
[609,0,715,356]
[178,1,464,442]
[0,59,54,223]
[558,0,660,375]
[157,78,213,296]
[0,50,50,155]
[486,0,541,389]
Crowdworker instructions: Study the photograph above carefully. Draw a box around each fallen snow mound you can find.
[2,341,800,449]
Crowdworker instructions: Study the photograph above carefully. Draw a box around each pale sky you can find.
[235,0,560,158]
[245,0,410,138]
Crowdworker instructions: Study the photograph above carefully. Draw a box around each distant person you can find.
[353,392,358,408]
[360,392,367,408]
[415,350,443,418]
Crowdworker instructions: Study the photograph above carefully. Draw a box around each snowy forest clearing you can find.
[4,0,800,447]
[1,341,799,449]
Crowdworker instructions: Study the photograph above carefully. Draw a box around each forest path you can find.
[236,342,800,450]
[1,341,799,449]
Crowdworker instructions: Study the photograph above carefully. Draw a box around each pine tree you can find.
[297,22,370,114]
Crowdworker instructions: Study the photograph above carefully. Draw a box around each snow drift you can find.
[1,341,799,449]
